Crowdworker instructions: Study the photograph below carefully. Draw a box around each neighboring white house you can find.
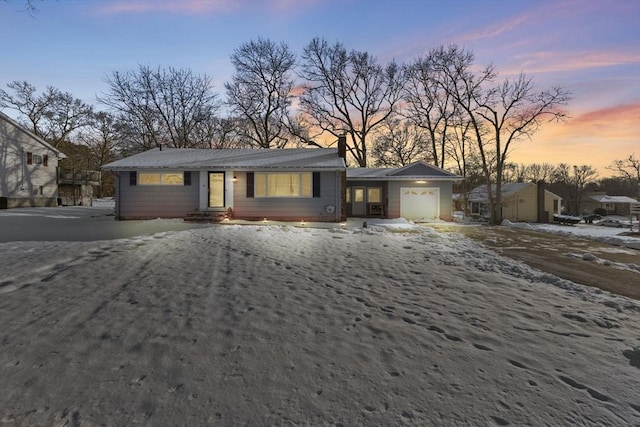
[467,182,562,223]
[583,193,638,216]
[0,111,66,208]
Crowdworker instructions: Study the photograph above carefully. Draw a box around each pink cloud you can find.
[97,0,240,15]
[569,103,640,131]
[96,0,319,16]
[534,103,640,141]
[458,15,530,43]
[509,102,640,175]
[510,51,639,75]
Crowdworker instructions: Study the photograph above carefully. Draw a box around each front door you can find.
[208,172,225,208]
[352,187,366,216]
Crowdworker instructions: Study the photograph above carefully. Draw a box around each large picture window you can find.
[138,172,184,185]
[254,172,312,198]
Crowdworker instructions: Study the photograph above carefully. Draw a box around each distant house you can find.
[346,162,462,221]
[57,169,102,207]
[0,111,66,209]
[468,182,562,223]
[102,146,347,222]
[583,193,638,216]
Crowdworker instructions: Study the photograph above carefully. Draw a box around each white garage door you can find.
[400,187,439,220]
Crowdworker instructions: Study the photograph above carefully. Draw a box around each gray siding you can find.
[387,180,453,221]
[232,171,342,222]
[116,171,200,219]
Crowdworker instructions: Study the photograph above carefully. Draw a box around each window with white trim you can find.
[254,172,312,198]
[367,187,381,203]
[138,172,184,185]
[26,152,45,165]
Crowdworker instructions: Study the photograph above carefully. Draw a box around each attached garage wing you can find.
[400,187,440,220]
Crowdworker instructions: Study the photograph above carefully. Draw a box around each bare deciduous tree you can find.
[192,116,249,149]
[527,162,556,183]
[0,80,94,148]
[99,65,220,151]
[78,112,121,167]
[552,163,598,213]
[371,118,429,167]
[225,38,296,148]
[403,50,459,168]
[501,162,528,183]
[1,0,41,15]
[431,45,571,224]
[608,154,640,200]
[299,37,404,166]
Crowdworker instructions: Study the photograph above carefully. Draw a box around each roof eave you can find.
[347,176,463,181]
[102,165,346,171]
[0,111,66,157]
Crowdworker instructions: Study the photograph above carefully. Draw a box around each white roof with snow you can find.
[468,182,561,202]
[102,147,346,171]
[347,161,462,181]
[589,194,638,204]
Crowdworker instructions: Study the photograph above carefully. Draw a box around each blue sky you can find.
[0,0,638,175]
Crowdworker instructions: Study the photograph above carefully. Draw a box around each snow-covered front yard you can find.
[1,206,639,425]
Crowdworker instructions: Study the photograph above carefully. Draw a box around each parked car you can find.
[582,213,601,224]
[598,219,625,228]
[553,214,581,225]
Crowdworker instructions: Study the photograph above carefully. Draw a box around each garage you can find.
[346,161,461,221]
[400,187,439,220]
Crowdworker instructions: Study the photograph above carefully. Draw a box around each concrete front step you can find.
[184,211,228,223]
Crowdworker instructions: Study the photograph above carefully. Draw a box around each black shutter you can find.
[129,171,137,186]
[26,152,33,165]
[312,172,320,198]
[184,171,191,186]
[43,155,48,167]
[246,172,254,198]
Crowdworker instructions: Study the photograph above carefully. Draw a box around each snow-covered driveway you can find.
[1,222,639,425]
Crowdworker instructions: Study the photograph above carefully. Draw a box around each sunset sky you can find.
[0,0,638,176]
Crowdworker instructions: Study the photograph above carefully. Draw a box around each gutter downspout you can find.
[21,148,25,191]
[338,135,347,222]
[335,170,340,222]
[115,171,121,220]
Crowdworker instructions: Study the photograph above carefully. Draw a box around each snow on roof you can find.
[102,147,346,170]
[0,110,67,158]
[468,182,561,201]
[589,194,638,204]
[346,161,462,180]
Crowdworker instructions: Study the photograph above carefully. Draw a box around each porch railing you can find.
[58,169,101,185]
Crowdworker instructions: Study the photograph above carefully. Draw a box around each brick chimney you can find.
[337,135,346,159]
[537,180,547,223]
